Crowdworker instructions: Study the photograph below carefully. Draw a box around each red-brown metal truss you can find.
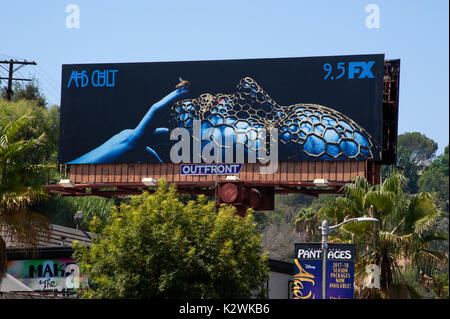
[44,180,348,198]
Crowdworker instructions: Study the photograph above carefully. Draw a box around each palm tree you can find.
[294,208,320,242]
[319,170,447,298]
[0,107,52,284]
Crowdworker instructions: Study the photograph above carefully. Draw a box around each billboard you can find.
[293,243,355,299]
[59,54,384,165]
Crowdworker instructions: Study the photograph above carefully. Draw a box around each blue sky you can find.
[1,0,448,155]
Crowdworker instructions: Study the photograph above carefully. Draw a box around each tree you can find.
[1,79,47,108]
[0,98,59,166]
[294,207,321,243]
[257,194,315,231]
[319,171,447,298]
[73,180,269,299]
[261,223,298,262]
[34,195,114,230]
[397,132,438,167]
[0,103,52,284]
[418,145,449,213]
[393,132,438,193]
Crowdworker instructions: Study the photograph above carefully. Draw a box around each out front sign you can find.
[60,54,384,165]
[180,163,242,175]
[293,243,355,299]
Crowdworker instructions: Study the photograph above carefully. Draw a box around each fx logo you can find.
[348,61,375,79]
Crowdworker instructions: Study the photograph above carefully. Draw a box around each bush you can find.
[73,180,269,299]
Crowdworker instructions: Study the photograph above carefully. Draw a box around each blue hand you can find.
[68,87,188,164]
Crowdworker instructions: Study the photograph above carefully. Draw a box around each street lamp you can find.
[319,216,379,299]
[141,177,157,187]
[74,211,84,230]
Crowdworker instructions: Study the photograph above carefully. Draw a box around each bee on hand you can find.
[176,77,190,92]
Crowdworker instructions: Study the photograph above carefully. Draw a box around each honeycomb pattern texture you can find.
[170,77,380,161]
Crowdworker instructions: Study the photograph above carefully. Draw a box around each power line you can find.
[32,69,60,96]
[37,65,60,89]
[0,53,29,61]
[0,59,37,100]
[0,56,61,106]
[28,70,61,106]
[22,69,59,96]
[16,68,60,107]
[0,68,7,78]
[23,64,61,94]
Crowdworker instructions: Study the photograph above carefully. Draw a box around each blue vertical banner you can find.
[293,243,322,299]
[325,243,355,299]
[293,243,355,299]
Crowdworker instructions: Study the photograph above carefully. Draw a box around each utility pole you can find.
[0,59,37,100]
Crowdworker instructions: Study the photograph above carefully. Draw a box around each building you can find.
[2,223,294,298]
[1,224,91,298]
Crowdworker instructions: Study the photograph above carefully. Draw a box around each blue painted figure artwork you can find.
[171,77,380,161]
[68,77,380,164]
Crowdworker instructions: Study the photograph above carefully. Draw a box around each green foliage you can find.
[73,180,269,299]
[431,269,449,299]
[397,132,438,166]
[0,98,59,167]
[34,195,114,230]
[0,100,52,215]
[393,266,434,298]
[8,80,47,108]
[0,101,52,282]
[294,207,320,242]
[256,193,339,261]
[319,171,446,298]
[253,194,315,233]
[255,193,336,231]
[418,145,449,213]
[1,94,139,235]
[396,132,438,193]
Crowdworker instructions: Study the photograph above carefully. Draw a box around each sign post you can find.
[292,216,379,299]
[321,220,328,299]
[318,217,378,298]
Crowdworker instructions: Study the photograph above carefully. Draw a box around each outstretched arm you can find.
[67,87,188,164]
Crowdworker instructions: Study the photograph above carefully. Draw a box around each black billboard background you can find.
[59,54,384,163]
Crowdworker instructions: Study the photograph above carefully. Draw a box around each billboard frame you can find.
[44,59,400,211]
